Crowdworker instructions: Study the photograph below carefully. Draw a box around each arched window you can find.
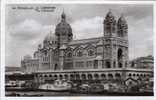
[118,49,123,60]
[54,75,58,80]
[106,61,111,68]
[67,52,72,58]
[88,74,93,80]
[44,50,48,56]
[81,74,86,80]
[39,75,42,77]
[59,75,63,79]
[44,74,48,77]
[77,50,83,57]
[54,64,57,70]
[64,74,68,79]
[49,75,52,77]
[118,48,123,68]
[94,74,99,80]
[108,74,113,79]
[76,74,80,80]
[125,62,127,67]
[113,61,116,68]
[129,73,131,77]
[131,61,135,67]
[101,74,106,79]
[70,74,74,80]
[115,73,121,79]
[88,49,94,56]
[118,62,122,68]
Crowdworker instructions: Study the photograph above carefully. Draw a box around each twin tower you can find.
[55,10,128,48]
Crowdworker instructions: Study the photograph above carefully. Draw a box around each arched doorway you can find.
[101,74,106,80]
[81,74,86,80]
[88,74,93,80]
[70,74,74,80]
[94,74,99,80]
[54,75,58,80]
[115,73,121,80]
[76,74,80,80]
[64,74,68,80]
[108,73,113,80]
[59,74,63,79]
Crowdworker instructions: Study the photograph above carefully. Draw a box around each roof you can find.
[68,37,102,46]
[125,77,138,82]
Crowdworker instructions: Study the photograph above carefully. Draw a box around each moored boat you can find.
[89,83,104,94]
[38,79,72,92]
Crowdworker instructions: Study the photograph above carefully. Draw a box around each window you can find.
[44,51,48,56]
[54,64,57,70]
[125,62,127,67]
[118,48,123,60]
[64,62,73,70]
[87,61,93,67]
[131,61,135,67]
[75,61,84,68]
[106,61,111,68]
[88,49,94,56]
[94,60,98,69]
[113,61,116,68]
[77,50,83,57]
[118,62,122,68]
[67,52,72,58]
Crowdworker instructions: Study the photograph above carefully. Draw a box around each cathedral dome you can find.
[55,12,72,36]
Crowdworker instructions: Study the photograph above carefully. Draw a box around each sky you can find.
[5,4,153,67]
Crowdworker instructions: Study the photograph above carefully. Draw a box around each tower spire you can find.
[61,9,66,21]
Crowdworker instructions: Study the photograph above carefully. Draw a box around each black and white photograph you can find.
[4,4,154,97]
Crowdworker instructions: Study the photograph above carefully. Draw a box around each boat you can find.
[78,83,90,94]
[89,83,104,94]
[70,83,80,93]
[38,79,72,92]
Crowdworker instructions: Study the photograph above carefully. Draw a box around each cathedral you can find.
[21,10,152,83]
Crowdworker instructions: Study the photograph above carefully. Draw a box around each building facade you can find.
[21,10,153,84]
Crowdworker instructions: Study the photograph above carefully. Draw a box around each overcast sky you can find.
[5,4,153,67]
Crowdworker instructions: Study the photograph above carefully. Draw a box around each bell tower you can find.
[117,14,128,39]
[103,9,117,37]
[116,14,129,68]
[103,10,117,69]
